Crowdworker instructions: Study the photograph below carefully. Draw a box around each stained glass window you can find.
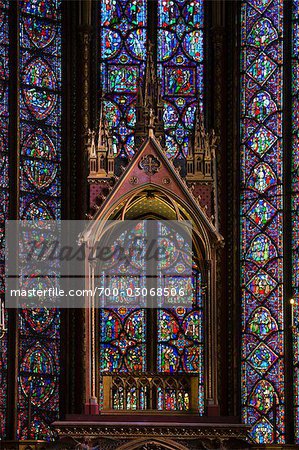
[100,0,147,158]
[99,220,204,413]
[292,0,299,441]
[0,0,9,439]
[19,0,62,219]
[17,0,62,440]
[157,0,204,160]
[99,222,148,376]
[240,0,285,443]
[156,221,204,413]
[99,222,148,374]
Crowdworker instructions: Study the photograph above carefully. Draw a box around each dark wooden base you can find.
[52,414,250,449]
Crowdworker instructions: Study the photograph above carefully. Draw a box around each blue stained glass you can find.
[100,0,147,156]
[241,0,285,443]
[22,58,58,120]
[155,221,204,413]
[292,0,299,442]
[99,222,147,375]
[17,0,62,441]
[158,0,204,159]
[0,1,8,439]
[100,309,146,373]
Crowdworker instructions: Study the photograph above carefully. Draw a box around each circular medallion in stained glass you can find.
[20,345,56,406]
[175,55,186,65]
[175,98,185,109]
[22,58,57,120]
[175,263,186,273]
[119,54,129,64]
[22,129,57,190]
[118,307,128,317]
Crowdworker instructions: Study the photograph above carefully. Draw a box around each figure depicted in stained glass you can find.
[248,199,276,227]
[100,309,146,373]
[248,307,277,338]
[248,163,277,193]
[249,380,277,414]
[113,385,124,409]
[102,313,120,341]
[251,419,273,444]
[247,234,277,266]
[247,271,277,300]
[126,386,137,410]
[248,343,278,374]
[166,68,195,95]
[160,346,178,373]
[248,91,277,121]
[248,18,278,48]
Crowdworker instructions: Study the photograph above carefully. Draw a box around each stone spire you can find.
[186,101,217,181]
[144,41,157,110]
[86,100,113,179]
[134,41,165,149]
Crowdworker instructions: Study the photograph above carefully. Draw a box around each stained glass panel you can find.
[100,0,147,157]
[99,222,148,375]
[100,308,146,373]
[241,0,285,443]
[0,0,9,439]
[292,0,299,441]
[157,0,204,160]
[17,0,62,440]
[156,222,204,413]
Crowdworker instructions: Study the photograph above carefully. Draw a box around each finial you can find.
[148,108,156,137]
[147,40,154,54]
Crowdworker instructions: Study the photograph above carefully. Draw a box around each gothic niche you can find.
[81,49,224,419]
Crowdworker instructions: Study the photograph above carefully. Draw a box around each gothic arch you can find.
[85,183,218,262]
